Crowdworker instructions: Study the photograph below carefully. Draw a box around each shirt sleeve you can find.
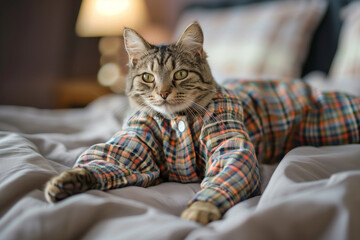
[75,114,163,191]
[194,111,261,214]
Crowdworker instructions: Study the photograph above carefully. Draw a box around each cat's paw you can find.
[44,168,96,203]
[180,201,222,224]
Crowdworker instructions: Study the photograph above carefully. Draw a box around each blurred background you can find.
[1,0,357,109]
[0,0,207,108]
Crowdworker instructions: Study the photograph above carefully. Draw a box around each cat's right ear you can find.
[123,28,151,66]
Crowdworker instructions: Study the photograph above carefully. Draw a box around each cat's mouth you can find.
[151,100,188,116]
[156,98,181,106]
[159,100,172,106]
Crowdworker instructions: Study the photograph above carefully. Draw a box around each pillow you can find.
[329,2,360,81]
[174,0,327,82]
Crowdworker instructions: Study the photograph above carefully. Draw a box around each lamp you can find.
[75,0,148,93]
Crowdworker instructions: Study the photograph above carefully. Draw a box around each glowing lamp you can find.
[75,0,148,93]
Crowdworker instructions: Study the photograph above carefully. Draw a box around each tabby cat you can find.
[45,22,222,224]
[44,22,360,225]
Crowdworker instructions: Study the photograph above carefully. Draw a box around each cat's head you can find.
[123,22,216,118]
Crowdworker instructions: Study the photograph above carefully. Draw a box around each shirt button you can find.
[178,120,186,133]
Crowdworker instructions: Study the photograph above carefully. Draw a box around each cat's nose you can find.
[159,91,170,99]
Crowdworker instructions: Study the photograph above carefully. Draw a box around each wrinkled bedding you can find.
[0,94,359,240]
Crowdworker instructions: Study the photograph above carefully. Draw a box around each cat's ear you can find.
[176,22,205,58]
[123,28,151,66]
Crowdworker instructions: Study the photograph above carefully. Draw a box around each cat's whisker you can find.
[186,105,200,120]
[188,101,227,136]
[126,103,154,125]
[176,100,196,119]
[186,104,228,143]
[189,101,219,123]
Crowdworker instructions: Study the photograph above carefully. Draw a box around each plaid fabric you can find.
[330,1,360,81]
[225,79,360,164]
[76,79,360,214]
[175,1,327,80]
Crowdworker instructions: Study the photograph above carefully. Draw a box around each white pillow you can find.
[329,1,360,97]
[175,0,327,83]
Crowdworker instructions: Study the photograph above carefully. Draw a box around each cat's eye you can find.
[174,70,188,80]
[142,73,155,83]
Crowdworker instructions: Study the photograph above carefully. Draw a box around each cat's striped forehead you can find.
[133,44,194,72]
[149,45,176,71]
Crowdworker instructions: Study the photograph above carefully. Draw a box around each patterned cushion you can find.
[175,0,327,82]
[329,2,360,81]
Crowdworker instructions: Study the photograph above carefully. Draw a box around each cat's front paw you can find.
[44,168,96,203]
[180,201,222,224]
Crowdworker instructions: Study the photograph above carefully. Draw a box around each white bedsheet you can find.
[0,94,359,240]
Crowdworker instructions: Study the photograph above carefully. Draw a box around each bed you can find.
[1,0,360,239]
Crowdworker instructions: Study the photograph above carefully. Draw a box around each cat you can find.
[45,22,360,225]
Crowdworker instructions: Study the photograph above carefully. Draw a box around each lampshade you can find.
[76,0,148,37]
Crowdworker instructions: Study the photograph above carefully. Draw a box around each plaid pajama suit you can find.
[76,79,360,214]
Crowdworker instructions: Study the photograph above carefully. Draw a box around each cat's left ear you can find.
[123,28,151,66]
[176,22,206,58]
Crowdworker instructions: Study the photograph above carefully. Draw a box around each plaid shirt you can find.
[76,79,360,214]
